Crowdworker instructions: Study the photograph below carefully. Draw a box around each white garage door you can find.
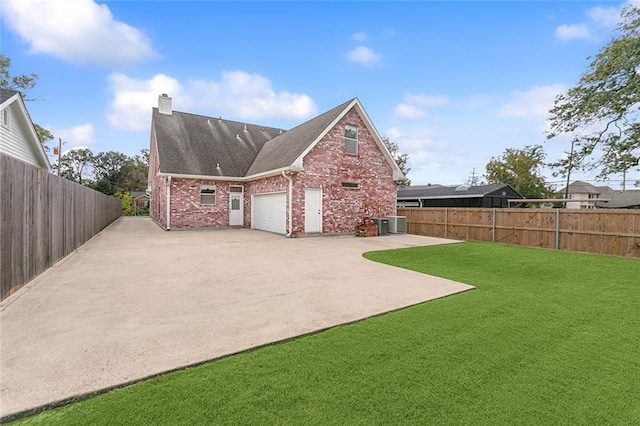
[252,192,286,234]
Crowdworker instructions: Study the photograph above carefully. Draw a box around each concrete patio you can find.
[0,217,473,419]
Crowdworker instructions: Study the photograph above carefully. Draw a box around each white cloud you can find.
[352,32,368,41]
[107,71,317,132]
[50,124,97,148]
[394,92,450,120]
[395,103,427,120]
[1,0,158,66]
[497,84,565,120]
[586,6,621,29]
[555,4,623,42]
[555,24,594,41]
[404,93,451,108]
[347,46,381,67]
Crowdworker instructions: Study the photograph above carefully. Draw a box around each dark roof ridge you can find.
[153,107,286,134]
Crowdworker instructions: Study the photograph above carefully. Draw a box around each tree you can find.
[382,136,411,187]
[57,148,94,184]
[91,151,130,195]
[1,54,54,146]
[0,54,38,94]
[485,145,554,200]
[547,5,640,181]
[114,192,135,216]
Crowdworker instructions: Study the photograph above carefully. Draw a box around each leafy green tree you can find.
[0,54,38,94]
[114,192,135,216]
[547,5,640,181]
[382,136,411,187]
[0,54,54,146]
[485,145,554,200]
[91,151,130,195]
[120,149,149,193]
[57,148,94,184]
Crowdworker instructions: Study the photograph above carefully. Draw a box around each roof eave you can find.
[291,98,404,181]
[5,93,51,171]
[157,165,304,183]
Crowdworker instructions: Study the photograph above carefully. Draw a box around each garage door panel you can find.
[253,193,286,234]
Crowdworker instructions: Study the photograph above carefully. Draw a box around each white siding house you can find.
[0,89,51,171]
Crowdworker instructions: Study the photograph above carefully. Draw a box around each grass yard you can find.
[14,242,640,425]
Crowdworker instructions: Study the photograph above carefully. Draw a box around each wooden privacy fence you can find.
[1,154,122,300]
[398,207,640,258]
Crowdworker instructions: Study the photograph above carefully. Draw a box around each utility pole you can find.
[622,168,626,191]
[564,139,575,202]
[57,137,63,174]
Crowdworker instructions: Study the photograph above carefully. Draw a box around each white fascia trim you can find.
[352,100,404,181]
[291,98,359,168]
[9,94,51,171]
[157,165,304,183]
[0,93,18,110]
[291,98,404,181]
[157,172,243,181]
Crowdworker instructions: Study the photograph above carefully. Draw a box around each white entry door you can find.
[304,188,322,233]
[229,187,243,226]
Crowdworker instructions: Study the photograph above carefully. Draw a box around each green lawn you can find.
[15,242,640,425]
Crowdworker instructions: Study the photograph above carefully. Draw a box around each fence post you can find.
[492,208,496,242]
[445,208,448,238]
[555,209,560,250]
[409,208,413,234]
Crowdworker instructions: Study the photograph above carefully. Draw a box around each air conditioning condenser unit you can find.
[386,216,406,233]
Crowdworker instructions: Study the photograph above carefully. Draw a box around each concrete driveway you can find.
[0,217,472,419]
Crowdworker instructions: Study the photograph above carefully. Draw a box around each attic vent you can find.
[455,185,469,191]
[279,129,283,134]
[243,124,248,132]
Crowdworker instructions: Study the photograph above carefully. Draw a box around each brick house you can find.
[148,95,404,235]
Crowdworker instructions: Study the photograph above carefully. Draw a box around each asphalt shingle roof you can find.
[154,109,284,177]
[398,183,510,199]
[0,89,19,104]
[153,98,356,178]
[595,190,640,209]
[246,99,354,176]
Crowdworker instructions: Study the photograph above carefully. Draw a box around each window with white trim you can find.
[1,108,9,129]
[200,185,216,205]
[344,124,358,155]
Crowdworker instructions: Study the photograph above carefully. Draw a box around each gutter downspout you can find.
[166,175,171,230]
[282,170,293,238]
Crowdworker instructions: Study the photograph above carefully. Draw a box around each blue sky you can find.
[2,0,638,189]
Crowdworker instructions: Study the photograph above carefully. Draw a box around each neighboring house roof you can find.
[398,183,522,200]
[0,88,19,104]
[594,185,615,196]
[558,180,600,195]
[153,97,404,181]
[595,190,640,209]
[131,191,149,199]
[0,88,51,171]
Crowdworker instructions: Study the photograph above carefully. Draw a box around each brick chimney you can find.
[158,93,172,115]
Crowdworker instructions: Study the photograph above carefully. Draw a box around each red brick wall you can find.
[291,107,397,234]
[169,179,244,229]
[149,129,167,229]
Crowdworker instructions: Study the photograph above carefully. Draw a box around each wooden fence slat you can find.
[0,154,122,300]
[398,207,640,258]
